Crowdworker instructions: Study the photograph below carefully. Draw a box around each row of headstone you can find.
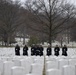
[1,55,76,75]
[0,56,44,75]
[46,65,76,75]
[45,56,76,75]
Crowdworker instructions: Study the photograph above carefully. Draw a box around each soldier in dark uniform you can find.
[54,45,60,56]
[62,45,68,56]
[31,44,35,56]
[35,45,40,56]
[46,45,52,56]
[23,45,28,56]
[39,45,44,56]
[15,44,20,56]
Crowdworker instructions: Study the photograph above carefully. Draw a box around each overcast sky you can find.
[19,0,76,6]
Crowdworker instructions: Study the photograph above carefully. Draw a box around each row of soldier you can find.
[15,44,68,56]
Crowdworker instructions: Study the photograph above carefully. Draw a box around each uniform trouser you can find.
[54,52,59,56]
[31,51,35,56]
[15,51,20,56]
[23,51,28,56]
[62,52,67,56]
[40,52,43,56]
[47,51,51,56]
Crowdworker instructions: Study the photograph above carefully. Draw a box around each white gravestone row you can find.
[45,56,76,75]
[1,56,76,75]
[31,63,43,75]
[19,59,33,74]
[3,61,14,75]
[0,56,44,75]
[62,65,75,75]
[11,66,25,75]
[0,60,3,75]
[46,69,61,75]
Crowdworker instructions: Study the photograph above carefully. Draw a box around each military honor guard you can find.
[31,44,36,56]
[62,45,68,56]
[39,45,44,56]
[23,45,28,56]
[46,45,52,56]
[54,45,60,56]
[15,44,20,56]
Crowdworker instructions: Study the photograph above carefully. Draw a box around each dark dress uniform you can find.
[23,45,28,56]
[46,47,52,56]
[62,46,68,56]
[54,46,60,56]
[35,46,40,56]
[15,45,20,56]
[39,46,44,56]
[31,45,35,56]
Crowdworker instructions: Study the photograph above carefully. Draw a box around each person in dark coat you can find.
[54,45,60,56]
[23,45,28,56]
[31,44,36,56]
[35,45,40,56]
[46,45,52,56]
[15,44,20,56]
[39,45,44,56]
[62,45,68,56]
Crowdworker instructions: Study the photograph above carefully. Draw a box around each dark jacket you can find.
[23,46,28,56]
[31,46,36,56]
[39,46,44,56]
[15,45,20,56]
[35,46,40,56]
[54,47,60,56]
[62,47,67,56]
[46,47,52,56]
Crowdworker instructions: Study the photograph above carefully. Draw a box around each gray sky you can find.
[67,0,76,5]
[20,0,76,5]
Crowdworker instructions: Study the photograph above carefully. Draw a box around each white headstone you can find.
[12,59,21,66]
[69,59,76,66]
[34,59,44,68]
[46,60,58,70]
[58,59,69,69]
[20,59,32,74]
[3,61,14,75]
[46,69,61,75]
[0,60,3,75]
[11,66,25,75]
[62,65,75,75]
[58,59,69,74]
[31,63,43,75]
[0,72,1,75]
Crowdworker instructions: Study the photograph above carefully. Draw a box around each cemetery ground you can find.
[0,47,76,75]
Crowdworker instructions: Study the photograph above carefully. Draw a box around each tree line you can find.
[0,0,76,46]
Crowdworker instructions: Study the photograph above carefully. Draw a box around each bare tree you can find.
[24,0,76,46]
[0,0,24,46]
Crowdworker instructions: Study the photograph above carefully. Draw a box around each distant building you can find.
[15,34,30,46]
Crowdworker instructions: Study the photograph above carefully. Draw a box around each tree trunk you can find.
[23,37,25,45]
[7,36,10,46]
[67,34,70,44]
[49,34,52,47]
[5,42,7,46]
[49,1,52,47]
[2,39,3,46]
[60,39,63,48]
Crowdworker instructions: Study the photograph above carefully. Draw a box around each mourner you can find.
[15,44,20,56]
[35,45,40,56]
[46,45,52,56]
[54,45,60,56]
[62,45,68,56]
[39,45,44,56]
[23,45,28,56]
[31,44,36,56]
